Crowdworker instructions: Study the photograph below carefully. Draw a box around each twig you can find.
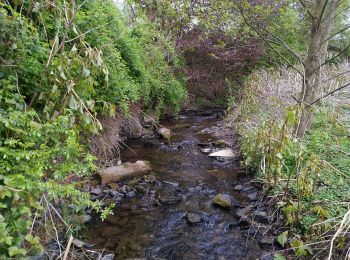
[63,235,74,260]
[310,81,350,105]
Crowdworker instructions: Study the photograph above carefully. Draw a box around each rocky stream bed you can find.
[81,110,282,260]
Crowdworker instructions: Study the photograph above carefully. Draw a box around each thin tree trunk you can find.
[297,0,340,137]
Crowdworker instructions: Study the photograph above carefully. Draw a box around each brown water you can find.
[84,111,262,259]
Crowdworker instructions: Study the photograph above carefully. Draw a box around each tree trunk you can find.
[296,0,340,137]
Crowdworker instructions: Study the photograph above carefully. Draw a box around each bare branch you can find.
[311,81,350,105]
[320,70,350,83]
[322,42,350,66]
[299,0,316,20]
[324,23,350,42]
[318,0,329,25]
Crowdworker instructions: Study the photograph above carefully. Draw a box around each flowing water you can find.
[84,111,262,259]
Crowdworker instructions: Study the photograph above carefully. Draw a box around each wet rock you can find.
[143,139,163,148]
[214,140,228,147]
[247,192,258,201]
[163,181,179,187]
[126,191,136,198]
[110,189,124,197]
[119,185,128,194]
[143,175,157,183]
[127,178,140,186]
[200,148,212,154]
[259,236,275,246]
[209,149,235,158]
[101,227,119,238]
[158,127,171,140]
[197,142,211,147]
[236,206,252,218]
[159,195,182,205]
[101,254,115,260]
[106,215,119,225]
[212,194,232,209]
[143,114,156,128]
[90,187,102,195]
[98,161,152,184]
[71,214,92,224]
[254,211,270,224]
[107,183,119,190]
[234,184,243,191]
[124,118,144,139]
[135,184,148,193]
[118,217,129,226]
[186,213,202,224]
[72,238,92,248]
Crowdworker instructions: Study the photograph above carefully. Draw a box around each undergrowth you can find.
[231,67,350,258]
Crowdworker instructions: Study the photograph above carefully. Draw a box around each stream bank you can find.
[82,110,280,260]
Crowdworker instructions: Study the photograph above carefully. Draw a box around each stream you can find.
[84,110,267,260]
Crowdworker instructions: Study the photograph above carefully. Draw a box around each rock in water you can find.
[186,213,202,224]
[158,127,171,140]
[212,194,232,209]
[209,149,235,158]
[98,161,151,184]
[236,206,252,218]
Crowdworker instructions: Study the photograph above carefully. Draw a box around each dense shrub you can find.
[0,0,186,256]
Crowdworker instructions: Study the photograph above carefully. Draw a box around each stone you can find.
[143,175,157,183]
[119,185,128,194]
[135,184,148,193]
[101,254,115,260]
[98,161,151,184]
[90,187,102,195]
[254,211,270,224]
[118,217,129,226]
[212,194,232,209]
[143,114,156,128]
[259,236,275,246]
[105,215,119,225]
[126,191,136,198]
[197,142,211,147]
[200,148,212,154]
[186,213,202,224]
[247,192,258,201]
[72,238,92,248]
[234,184,243,191]
[214,140,228,147]
[107,183,119,190]
[101,227,119,238]
[209,149,235,158]
[124,118,144,139]
[71,214,92,224]
[163,181,179,187]
[158,127,171,140]
[109,189,123,197]
[159,195,182,205]
[236,206,252,218]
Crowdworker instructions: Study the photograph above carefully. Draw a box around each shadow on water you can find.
[84,111,261,260]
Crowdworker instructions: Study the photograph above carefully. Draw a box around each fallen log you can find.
[98,161,151,184]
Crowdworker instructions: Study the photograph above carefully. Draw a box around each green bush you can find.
[0,0,186,256]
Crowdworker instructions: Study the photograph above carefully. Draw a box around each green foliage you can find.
[234,72,350,256]
[0,0,185,256]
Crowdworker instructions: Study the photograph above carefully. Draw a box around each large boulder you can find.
[98,161,151,184]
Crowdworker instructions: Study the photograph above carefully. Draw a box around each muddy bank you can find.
[82,110,281,259]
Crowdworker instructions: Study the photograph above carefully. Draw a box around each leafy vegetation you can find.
[232,67,350,258]
[0,0,186,257]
